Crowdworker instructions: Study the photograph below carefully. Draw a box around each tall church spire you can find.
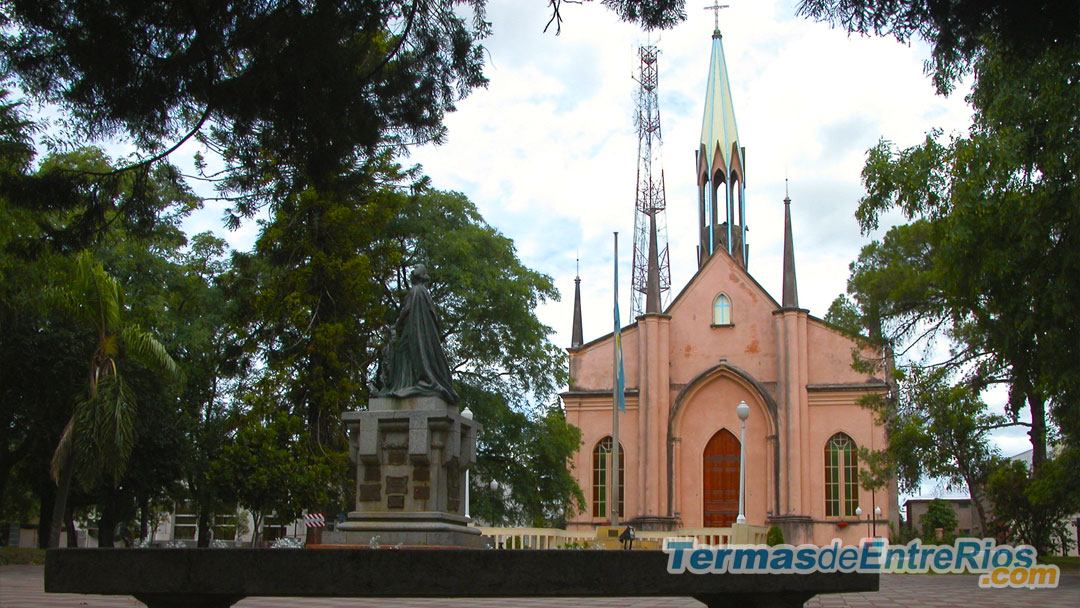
[696,15,747,268]
[782,184,799,308]
[571,259,584,348]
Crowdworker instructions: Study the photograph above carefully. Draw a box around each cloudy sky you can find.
[179,1,1031,469]
[408,0,973,341]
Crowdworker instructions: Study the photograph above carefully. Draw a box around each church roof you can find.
[699,30,741,177]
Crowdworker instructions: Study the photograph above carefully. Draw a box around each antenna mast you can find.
[630,44,672,319]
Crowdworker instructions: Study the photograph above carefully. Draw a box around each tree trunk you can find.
[969,487,989,536]
[1028,393,1046,470]
[98,494,115,548]
[0,442,30,520]
[197,509,212,547]
[65,504,79,547]
[46,457,73,548]
[250,511,263,547]
[139,497,150,542]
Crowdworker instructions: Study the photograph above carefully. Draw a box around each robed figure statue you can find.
[373,265,460,404]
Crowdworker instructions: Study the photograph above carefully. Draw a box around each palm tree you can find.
[47,252,180,547]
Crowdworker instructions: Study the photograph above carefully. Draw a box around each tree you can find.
[867,367,1005,535]
[210,410,343,547]
[796,0,1080,92]
[234,159,407,448]
[1,1,686,229]
[45,251,180,547]
[166,232,248,547]
[547,1,686,34]
[986,449,1080,555]
[850,35,1080,457]
[919,498,959,543]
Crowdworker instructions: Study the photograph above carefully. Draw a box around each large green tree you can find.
[849,35,1080,458]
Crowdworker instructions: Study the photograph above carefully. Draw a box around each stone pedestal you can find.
[338,396,485,547]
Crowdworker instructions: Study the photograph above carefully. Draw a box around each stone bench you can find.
[45,548,878,608]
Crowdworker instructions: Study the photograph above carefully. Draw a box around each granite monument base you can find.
[340,395,482,548]
[336,511,487,548]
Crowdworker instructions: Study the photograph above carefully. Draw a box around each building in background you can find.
[562,24,894,546]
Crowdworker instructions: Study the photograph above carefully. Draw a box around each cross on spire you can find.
[704,2,729,33]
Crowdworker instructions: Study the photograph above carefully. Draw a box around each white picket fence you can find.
[476,524,768,549]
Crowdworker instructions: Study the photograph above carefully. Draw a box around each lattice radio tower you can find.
[630,44,672,319]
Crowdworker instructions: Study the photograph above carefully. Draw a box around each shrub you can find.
[766,525,785,546]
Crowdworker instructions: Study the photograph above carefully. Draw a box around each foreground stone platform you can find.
[45,548,878,608]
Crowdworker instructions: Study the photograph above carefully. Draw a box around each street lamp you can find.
[855,506,863,538]
[874,506,882,539]
[736,401,750,525]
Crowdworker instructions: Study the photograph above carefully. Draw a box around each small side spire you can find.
[782,181,799,309]
[571,258,584,348]
[646,213,661,313]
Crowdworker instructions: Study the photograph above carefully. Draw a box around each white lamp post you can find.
[874,506,882,539]
[461,407,473,518]
[736,401,750,525]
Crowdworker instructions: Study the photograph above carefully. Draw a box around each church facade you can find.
[561,27,894,546]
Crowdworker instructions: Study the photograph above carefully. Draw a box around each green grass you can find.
[1039,555,1080,574]
[0,547,46,565]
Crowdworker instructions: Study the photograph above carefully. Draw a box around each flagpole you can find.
[611,232,621,527]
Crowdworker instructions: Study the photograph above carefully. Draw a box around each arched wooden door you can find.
[703,429,740,527]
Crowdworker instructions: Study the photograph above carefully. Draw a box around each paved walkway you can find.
[2,565,1078,607]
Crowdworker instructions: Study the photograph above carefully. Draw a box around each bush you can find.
[766,525,784,546]
[920,499,958,544]
[0,547,46,565]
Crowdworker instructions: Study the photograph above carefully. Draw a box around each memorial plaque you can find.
[413,466,430,482]
[386,449,406,466]
[363,465,381,482]
[387,495,405,509]
[385,476,408,495]
[358,484,381,502]
[413,486,430,500]
[381,432,407,449]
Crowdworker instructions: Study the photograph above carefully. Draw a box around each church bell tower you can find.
[696,10,747,268]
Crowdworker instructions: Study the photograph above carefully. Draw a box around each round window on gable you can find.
[713,293,732,325]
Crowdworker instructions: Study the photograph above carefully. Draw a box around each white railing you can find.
[477,527,595,549]
[476,524,768,549]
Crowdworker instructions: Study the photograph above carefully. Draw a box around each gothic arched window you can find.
[592,437,625,519]
[713,293,732,325]
[825,433,859,517]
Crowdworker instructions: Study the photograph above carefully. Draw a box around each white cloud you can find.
[410,0,972,345]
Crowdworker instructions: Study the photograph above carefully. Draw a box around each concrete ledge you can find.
[46,548,878,608]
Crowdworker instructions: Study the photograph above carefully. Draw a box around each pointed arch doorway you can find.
[703,429,740,527]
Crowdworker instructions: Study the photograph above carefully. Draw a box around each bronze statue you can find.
[373,265,459,404]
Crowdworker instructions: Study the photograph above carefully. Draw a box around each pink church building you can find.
[561,26,895,546]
